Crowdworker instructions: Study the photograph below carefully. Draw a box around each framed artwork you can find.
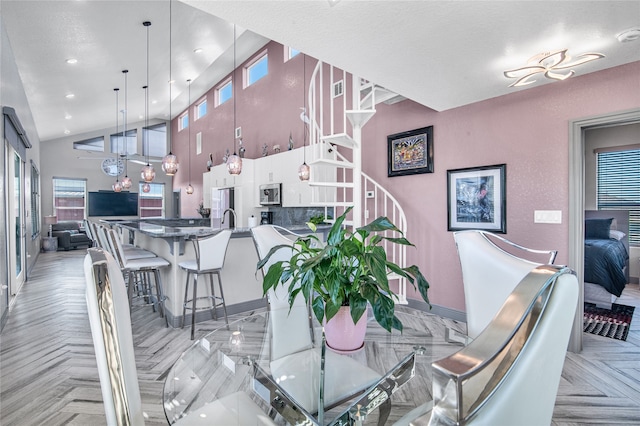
[387,126,434,177]
[447,164,506,233]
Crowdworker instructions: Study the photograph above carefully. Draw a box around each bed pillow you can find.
[585,218,613,239]
[609,229,626,241]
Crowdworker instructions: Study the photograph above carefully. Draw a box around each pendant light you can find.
[112,87,123,192]
[185,79,194,195]
[121,69,133,190]
[298,54,310,181]
[162,0,179,176]
[140,21,156,185]
[226,25,242,175]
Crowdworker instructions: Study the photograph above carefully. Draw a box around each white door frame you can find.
[568,107,640,353]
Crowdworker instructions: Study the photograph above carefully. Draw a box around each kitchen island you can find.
[105,218,327,328]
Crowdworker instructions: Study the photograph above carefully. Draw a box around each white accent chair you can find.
[250,225,382,418]
[401,265,579,426]
[178,229,233,340]
[453,230,557,339]
[83,248,276,426]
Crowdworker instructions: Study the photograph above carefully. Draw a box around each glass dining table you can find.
[163,305,463,425]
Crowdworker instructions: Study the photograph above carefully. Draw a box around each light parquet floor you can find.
[1,250,639,425]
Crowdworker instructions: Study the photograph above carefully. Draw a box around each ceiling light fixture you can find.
[140,21,155,188]
[65,94,75,99]
[65,58,77,64]
[503,48,604,87]
[193,48,203,54]
[617,27,640,43]
[65,114,72,120]
[226,25,242,176]
[298,54,310,181]
[112,87,123,193]
[121,69,133,190]
[162,0,179,176]
[186,79,194,195]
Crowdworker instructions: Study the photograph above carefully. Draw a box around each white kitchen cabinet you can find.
[282,181,313,207]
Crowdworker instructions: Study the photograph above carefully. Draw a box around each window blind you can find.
[597,149,640,246]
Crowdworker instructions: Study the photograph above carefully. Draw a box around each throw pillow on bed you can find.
[585,218,613,239]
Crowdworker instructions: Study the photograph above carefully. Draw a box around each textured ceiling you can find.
[2,0,639,142]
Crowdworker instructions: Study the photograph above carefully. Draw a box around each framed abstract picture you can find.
[387,126,434,177]
[447,164,507,233]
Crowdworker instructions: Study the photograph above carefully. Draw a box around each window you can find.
[216,80,232,106]
[73,136,104,152]
[597,148,640,246]
[31,161,40,237]
[53,177,86,222]
[245,52,268,87]
[110,129,137,155]
[142,123,167,157]
[139,182,165,218]
[195,98,207,120]
[179,112,189,131]
[285,46,300,61]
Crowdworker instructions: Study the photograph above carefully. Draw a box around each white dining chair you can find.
[83,248,276,426]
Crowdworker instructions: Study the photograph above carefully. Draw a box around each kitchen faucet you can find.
[221,208,237,229]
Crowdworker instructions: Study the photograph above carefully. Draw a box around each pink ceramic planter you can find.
[324,306,367,352]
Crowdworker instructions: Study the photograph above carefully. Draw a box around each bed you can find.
[583,210,630,308]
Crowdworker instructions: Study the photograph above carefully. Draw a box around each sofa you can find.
[51,222,93,250]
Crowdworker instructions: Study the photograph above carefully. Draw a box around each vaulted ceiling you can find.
[2,1,639,142]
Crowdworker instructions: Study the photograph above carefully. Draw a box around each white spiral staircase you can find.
[305,61,410,304]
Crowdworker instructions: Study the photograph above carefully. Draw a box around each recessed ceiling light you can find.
[65,114,72,120]
[152,99,158,104]
[617,27,640,43]
[66,58,78,64]
[65,93,75,99]
[64,130,71,135]
[193,48,203,54]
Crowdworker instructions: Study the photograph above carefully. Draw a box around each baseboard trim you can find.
[406,299,467,324]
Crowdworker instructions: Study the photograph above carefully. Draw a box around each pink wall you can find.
[172,41,315,216]
[172,41,639,311]
[362,61,640,310]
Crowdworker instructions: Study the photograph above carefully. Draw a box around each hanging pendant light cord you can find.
[168,1,172,153]
[114,87,120,181]
[123,70,128,175]
[188,79,192,184]
[144,21,151,167]
[233,24,237,155]
[303,55,306,164]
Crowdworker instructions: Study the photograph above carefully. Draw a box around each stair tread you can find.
[309,181,354,188]
[309,158,354,168]
[321,133,357,149]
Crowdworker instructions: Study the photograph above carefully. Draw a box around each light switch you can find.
[534,210,562,224]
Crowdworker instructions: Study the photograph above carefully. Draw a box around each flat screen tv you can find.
[88,191,138,217]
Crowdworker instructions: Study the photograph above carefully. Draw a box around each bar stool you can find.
[106,228,170,326]
[178,229,232,340]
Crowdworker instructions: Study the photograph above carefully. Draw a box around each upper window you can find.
[195,98,207,120]
[597,148,640,246]
[139,182,165,218]
[73,136,104,152]
[285,46,300,61]
[53,177,87,222]
[216,80,232,106]
[110,129,137,155]
[142,123,167,158]
[179,112,189,131]
[245,52,268,87]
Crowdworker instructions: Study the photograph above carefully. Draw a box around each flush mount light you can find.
[66,58,77,64]
[65,114,72,120]
[64,130,71,135]
[617,27,640,43]
[193,48,203,54]
[65,93,75,99]
[504,48,604,87]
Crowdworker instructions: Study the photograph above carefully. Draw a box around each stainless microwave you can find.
[259,183,281,206]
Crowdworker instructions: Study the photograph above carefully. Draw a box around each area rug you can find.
[583,302,635,341]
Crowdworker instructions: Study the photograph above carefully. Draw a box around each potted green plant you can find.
[258,206,430,351]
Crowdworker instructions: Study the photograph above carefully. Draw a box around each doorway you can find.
[568,107,640,353]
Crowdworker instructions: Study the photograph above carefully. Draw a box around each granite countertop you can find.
[106,218,330,240]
